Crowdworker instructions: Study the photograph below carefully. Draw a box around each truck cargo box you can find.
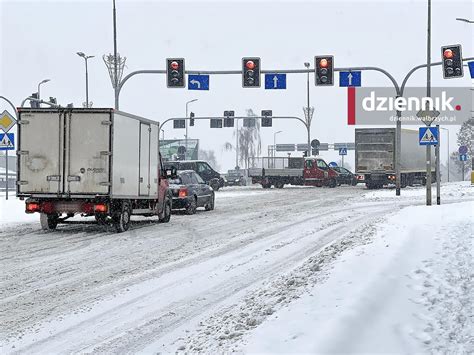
[17,108,173,232]
[17,108,160,198]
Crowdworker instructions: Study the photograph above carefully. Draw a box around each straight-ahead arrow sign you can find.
[265,74,286,89]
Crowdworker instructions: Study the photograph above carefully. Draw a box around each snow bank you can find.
[244,200,473,354]
[0,194,36,225]
[363,181,474,200]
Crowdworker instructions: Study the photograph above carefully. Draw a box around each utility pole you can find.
[426,0,432,206]
[303,62,314,157]
[185,99,198,160]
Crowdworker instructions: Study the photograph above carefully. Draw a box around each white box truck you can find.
[355,128,436,189]
[16,108,175,232]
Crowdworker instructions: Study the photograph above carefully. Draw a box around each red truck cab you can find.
[303,158,338,188]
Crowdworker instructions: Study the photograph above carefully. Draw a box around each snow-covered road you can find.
[0,183,472,353]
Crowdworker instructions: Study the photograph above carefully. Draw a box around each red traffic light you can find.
[170,61,179,70]
[443,49,454,59]
[245,60,255,70]
[319,58,329,68]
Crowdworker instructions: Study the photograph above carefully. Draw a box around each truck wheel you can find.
[40,213,58,231]
[205,192,215,211]
[158,199,171,223]
[113,201,131,233]
[186,197,197,215]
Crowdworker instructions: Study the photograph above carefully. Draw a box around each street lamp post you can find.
[273,130,282,160]
[37,79,51,107]
[77,52,95,108]
[303,62,313,156]
[440,127,450,182]
[185,99,198,160]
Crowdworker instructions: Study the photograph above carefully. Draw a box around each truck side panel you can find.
[18,111,63,194]
[111,113,140,197]
[149,124,159,196]
[400,129,431,171]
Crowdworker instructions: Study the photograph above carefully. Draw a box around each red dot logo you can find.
[455,105,461,111]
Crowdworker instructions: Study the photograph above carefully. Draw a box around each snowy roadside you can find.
[243,200,473,354]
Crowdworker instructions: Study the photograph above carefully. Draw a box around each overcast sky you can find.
[1,0,472,170]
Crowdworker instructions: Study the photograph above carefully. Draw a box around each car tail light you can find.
[26,202,40,213]
[179,187,188,198]
[94,203,108,213]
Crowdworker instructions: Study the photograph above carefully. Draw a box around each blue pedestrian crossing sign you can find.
[265,74,286,89]
[339,71,361,87]
[468,61,474,79]
[0,133,14,150]
[188,75,209,90]
[459,154,467,162]
[419,127,439,145]
[339,147,348,155]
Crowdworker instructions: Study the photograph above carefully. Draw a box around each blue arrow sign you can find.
[459,154,467,162]
[265,74,286,89]
[188,75,209,90]
[468,61,474,79]
[0,133,14,151]
[339,71,361,87]
[419,127,439,145]
[338,147,347,155]
[328,161,338,167]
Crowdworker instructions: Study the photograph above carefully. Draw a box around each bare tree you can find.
[199,149,220,171]
[223,109,261,168]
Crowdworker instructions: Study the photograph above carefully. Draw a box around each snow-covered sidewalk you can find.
[244,200,473,354]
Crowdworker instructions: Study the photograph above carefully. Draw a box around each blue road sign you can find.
[188,75,209,90]
[339,71,361,87]
[459,154,467,162]
[468,61,474,79]
[328,161,338,167]
[458,145,468,155]
[0,133,14,150]
[419,127,439,145]
[339,147,348,155]
[265,74,286,89]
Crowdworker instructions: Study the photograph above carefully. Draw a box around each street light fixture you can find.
[456,17,474,23]
[37,79,51,107]
[77,52,95,108]
[273,130,282,156]
[185,99,198,160]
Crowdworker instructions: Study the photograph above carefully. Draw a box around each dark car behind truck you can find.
[164,160,224,191]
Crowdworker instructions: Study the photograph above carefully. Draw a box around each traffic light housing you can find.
[261,110,272,127]
[30,93,40,108]
[441,45,463,79]
[166,58,185,87]
[315,55,334,86]
[242,57,261,87]
[224,110,235,127]
[189,112,195,126]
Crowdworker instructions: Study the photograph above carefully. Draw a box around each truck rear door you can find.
[65,111,111,195]
[18,111,63,194]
